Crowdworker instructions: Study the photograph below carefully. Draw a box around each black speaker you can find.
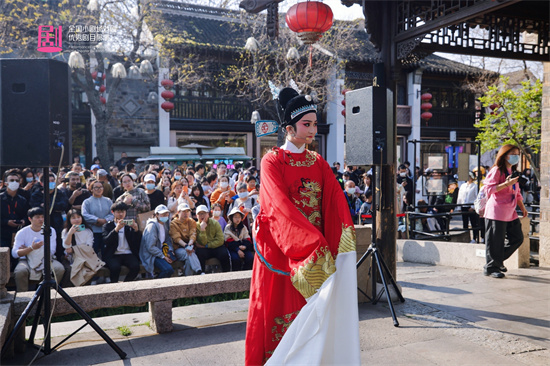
[0,58,71,167]
[345,86,393,166]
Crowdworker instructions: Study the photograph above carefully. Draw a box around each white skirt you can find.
[266,251,361,365]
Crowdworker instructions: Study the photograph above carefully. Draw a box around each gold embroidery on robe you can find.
[291,247,336,299]
[338,224,356,254]
[271,310,300,343]
[287,150,317,167]
[293,178,322,227]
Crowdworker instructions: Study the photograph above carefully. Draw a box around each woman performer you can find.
[245,88,360,365]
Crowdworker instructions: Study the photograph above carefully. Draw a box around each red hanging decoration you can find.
[421,93,432,101]
[161,90,175,100]
[100,96,106,104]
[91,71,98,80]
[286,1,333,67]
[99,85,106,93]
[421,102,432,111]
[421,111,433,121]
[161,79,174,90]
[161,101,174,112]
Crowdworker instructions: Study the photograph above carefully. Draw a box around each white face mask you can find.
[346,187,356,195]
[8,181,20,191]
[238,191,248,199]
[213,210,221,217]
[399,172,407,177]
[220,182,229,189]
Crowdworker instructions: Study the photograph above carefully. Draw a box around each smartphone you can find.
[510,171,520,179]
[74,182,82,189]
[122,219,134,226]
[76,224,86,232]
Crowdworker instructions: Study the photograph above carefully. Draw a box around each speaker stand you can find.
[356,163,405,327]
[1,168,126,360]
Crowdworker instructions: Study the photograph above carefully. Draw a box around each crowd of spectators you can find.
[1,155,262,292]
[2,153,539,291]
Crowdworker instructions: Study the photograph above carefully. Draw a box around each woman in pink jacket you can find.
[483,144,528,278]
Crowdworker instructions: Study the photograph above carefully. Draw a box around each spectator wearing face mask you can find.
[140,204,175,279]
[1,170,30,252]
[211,203,227,231]
[343,180,361,222]
[143,173,166,211]
[228,183,259,230]
[210,175,235,213]
[397,164,413,212]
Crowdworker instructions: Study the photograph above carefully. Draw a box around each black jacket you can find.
[102,221,142,260]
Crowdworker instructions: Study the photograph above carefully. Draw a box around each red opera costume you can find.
[245,143,359,365]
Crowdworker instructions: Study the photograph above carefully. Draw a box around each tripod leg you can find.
[27,288,46,344]
[372,250,400,327]
[377,251,405,303]
[356,247,373,269]
[1,284,44,357]
[55,286,127,359]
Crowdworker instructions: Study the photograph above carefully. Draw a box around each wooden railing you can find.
[171,96,253,121]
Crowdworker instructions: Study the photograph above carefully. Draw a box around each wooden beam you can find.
[394,0,523,43]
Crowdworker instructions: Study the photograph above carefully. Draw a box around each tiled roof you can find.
[154,1,484,75]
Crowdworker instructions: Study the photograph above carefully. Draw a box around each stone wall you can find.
[540,62,550,267]
[106,78,159,156]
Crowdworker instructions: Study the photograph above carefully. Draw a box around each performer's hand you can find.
[238,250,245,259]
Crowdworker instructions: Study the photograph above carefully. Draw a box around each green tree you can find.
[475,76,542,181]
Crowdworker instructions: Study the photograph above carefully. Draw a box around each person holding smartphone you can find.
[103,202,141,283]
[62,209,94,254]
[483,144,528,278]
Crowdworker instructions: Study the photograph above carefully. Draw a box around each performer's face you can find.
[287,112,317,145]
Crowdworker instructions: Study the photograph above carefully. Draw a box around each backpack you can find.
[474,185,488,217]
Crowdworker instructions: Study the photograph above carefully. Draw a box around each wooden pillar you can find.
[372,2,398,278]
[540,62,550,267]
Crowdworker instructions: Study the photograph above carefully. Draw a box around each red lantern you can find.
[161,79,174,90]
[102,73,106,80]
[421,93,432,101]
[490,103,499,110]
[91,71,98,80]
[99,85,106,93]
[161,101,174,112]
[421,111,433,121]
[421,102,432,111]
[100,96,106,104]
[285,1,334,45]
[161,90,175,100]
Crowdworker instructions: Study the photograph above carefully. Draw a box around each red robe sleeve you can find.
[257,148,356,299]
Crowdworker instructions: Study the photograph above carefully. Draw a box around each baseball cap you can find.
[196,205,209,214]
[177,203,191,212]
[144,173,156,182]
[91,164,100,170]
[154,204,169,214]
[97,169,108,176]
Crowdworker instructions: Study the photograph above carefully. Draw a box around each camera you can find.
[122,219,134,226]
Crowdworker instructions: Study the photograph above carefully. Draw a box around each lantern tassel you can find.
[308,45,313,68]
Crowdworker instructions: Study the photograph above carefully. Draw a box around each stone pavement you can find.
[3,262,549,365]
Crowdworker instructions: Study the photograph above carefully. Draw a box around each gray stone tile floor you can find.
[3,262,549,365]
